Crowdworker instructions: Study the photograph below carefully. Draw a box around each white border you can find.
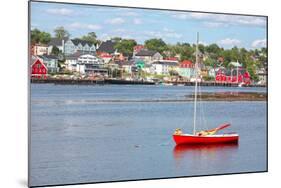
[1,0,280,188]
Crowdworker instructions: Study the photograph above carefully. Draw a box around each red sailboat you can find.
[172,33,239,145]
[173,123,239,145]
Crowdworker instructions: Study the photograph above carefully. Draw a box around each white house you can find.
[47,37,68,55]
[32,44,48,55]
[65,53,107,75]
[134,49,163,64]
[115,61,134,74]
[151,60,179,75]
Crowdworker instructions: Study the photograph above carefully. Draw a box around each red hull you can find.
[173,134,239,145]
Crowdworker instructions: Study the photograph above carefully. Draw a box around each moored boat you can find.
[173,133,239,145]
[172,32,239,145]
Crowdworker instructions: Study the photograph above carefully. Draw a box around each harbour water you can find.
[30,84,267,187]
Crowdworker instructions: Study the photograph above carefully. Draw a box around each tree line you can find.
[31,27,267,80]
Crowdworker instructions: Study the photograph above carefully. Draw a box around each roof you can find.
[164,57,178,61]
[97,40,116,54]
[135,49,158,57]
[38,54,59,60]
[31,58,48,70]
[71,39,93,47]
[99,53,112,58]
[65,51,96,60]
[32,44,48,47]
[31,55,37,65]
[229,61,242,67]
[152,60,179,66]
[133,45,145,52]
[180,60,193,68]
[48,37,68,46]
[65,52,83,60]
[115,60,134,66]
[77,50,96,55]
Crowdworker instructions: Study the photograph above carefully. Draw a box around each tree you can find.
[31,29,51,44]
[204,57,216,67]
[198,44,205,54]
[54,26,69,39]
[31,29,41,44]
[81,32,97,45]
[111,37,122,43]
[205,43,222,60]
[144,38,167,53]
[114,39,137,56]
[180,43,194,61]
[51,46,60,56]
[39,31,51,44]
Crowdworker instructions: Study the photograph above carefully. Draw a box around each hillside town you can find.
[30,27,267,86]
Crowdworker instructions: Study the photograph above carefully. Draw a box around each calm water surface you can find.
[30,84,267,186]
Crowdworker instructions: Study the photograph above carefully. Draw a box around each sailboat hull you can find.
[173,133,239,145]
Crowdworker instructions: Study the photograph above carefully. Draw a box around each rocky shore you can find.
[187,92,267,101]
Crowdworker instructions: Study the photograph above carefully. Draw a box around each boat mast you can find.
[193,32,199,135]
[236,60,239,83]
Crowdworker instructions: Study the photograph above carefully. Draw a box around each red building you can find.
[98,52,113,58]
[133,45,145,54]
[31,59,48,79]
[180,60,194,68]
[164,57,178,61]
[215,68,251,85]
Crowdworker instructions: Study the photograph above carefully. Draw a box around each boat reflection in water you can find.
[173,143,239,172]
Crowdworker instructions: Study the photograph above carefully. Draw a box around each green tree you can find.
[206,43,221,54]
[144,38,167,53]
[204,57,216,67]
[54,26,69,39]
[111,37,122,43]
[81,32,97,45]
[180,43,194,61]
[51,46,60,55]
[205,43,222,60]
[31,29,51,44]
[114,39,137,56]
[31,29,41,44]
[247,64,258,81]
[39,31,51,44]
[198,44,205,54]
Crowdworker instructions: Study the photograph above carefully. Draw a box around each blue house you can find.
[64,39,96,55]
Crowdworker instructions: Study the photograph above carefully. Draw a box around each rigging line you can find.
[198,80,202,129]
[198,82,208,130]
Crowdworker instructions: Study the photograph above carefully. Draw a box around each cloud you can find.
[163,27,173,32]
[114,28,127,34]
[252,39,266,48]
[133,18,142,25]
[171,12,266,27]
[218,38,241,46]
[144,28,182,39]
[46,8,73,16]
[106,18,125,25]
[68,22,102,30]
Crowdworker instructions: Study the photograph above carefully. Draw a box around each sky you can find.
[30,1,267,49]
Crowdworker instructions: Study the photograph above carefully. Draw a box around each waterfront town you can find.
[30,27,267,86]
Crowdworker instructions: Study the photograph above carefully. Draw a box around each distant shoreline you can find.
[31,78,266,88]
